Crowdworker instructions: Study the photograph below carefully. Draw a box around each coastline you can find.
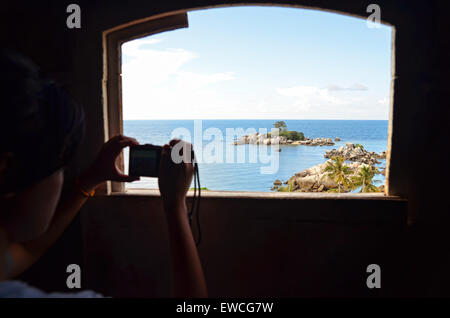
[124,119,388,192]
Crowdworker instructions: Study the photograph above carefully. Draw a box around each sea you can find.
[123,120,388,192]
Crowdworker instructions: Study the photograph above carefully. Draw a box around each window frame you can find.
[102,12,189,194]
[102,5,398,198]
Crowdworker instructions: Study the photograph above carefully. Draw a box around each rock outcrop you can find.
[274,160,367,192]
[291,137,334,146]
[324,143,386,165]
[233,132,335,146]
[233,132,286,145]
[271,143,387,193]
[289,160,363,192]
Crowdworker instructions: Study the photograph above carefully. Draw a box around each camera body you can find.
[128,144,162,177]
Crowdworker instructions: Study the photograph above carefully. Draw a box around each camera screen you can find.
[129,146,161,177]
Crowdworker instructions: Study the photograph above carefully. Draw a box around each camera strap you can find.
[188,152,202,247]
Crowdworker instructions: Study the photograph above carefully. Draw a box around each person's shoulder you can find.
[0,280,104,298]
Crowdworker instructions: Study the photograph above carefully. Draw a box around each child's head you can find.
[0,49,85,241]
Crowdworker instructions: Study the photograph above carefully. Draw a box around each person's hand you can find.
[79,135,140,190]
[158,139,194,212]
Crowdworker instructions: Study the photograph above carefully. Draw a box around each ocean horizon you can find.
[123,119,388,192]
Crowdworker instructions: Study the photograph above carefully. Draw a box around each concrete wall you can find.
[83,193,407,297]
[3,0,450,296]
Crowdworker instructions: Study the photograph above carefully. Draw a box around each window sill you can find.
[108,188,406,201]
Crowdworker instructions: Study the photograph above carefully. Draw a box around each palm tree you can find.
[351,165,381,193]
[323,156,352,193]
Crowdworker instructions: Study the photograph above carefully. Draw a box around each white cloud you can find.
[350,83,369,91]
[326,83,369,91]
[121,38,388,120]
[121,38,235,119]
[277,85,345,111]
[275,85,387,119]
[175,71,235,90]
[122,38,163,56]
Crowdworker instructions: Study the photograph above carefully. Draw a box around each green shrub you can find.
[276,186,289,192]
[276,180,294,192]
[355,144,364,149]
[269,121,304,141]
[280,130,305,141]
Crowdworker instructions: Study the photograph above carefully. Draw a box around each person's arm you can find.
[158,140,208,298]
[7,135,139,278]
[7,175,95,278]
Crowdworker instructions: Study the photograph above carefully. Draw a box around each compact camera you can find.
[128,144,162,177]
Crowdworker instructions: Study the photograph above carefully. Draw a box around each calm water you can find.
[123,120,388,192]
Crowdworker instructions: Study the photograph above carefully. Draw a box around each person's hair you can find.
[0,49,85,193]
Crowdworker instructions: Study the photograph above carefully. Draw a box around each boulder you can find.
[233,136,246,145]
[294,175,316,191]
[270,136,280,144]
[235,133,336,147]
[292,137,334,146]
[294,171,308,178]
[273,179,282,186]
[283,160,367,192]
[324,143,386,164]
[247,133,259,144]
[335,137,341,141]
[257,135,266,144]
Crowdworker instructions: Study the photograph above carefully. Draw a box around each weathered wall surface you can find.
[83,194,408,297]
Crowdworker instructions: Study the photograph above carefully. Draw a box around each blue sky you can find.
[121,6,392,120]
